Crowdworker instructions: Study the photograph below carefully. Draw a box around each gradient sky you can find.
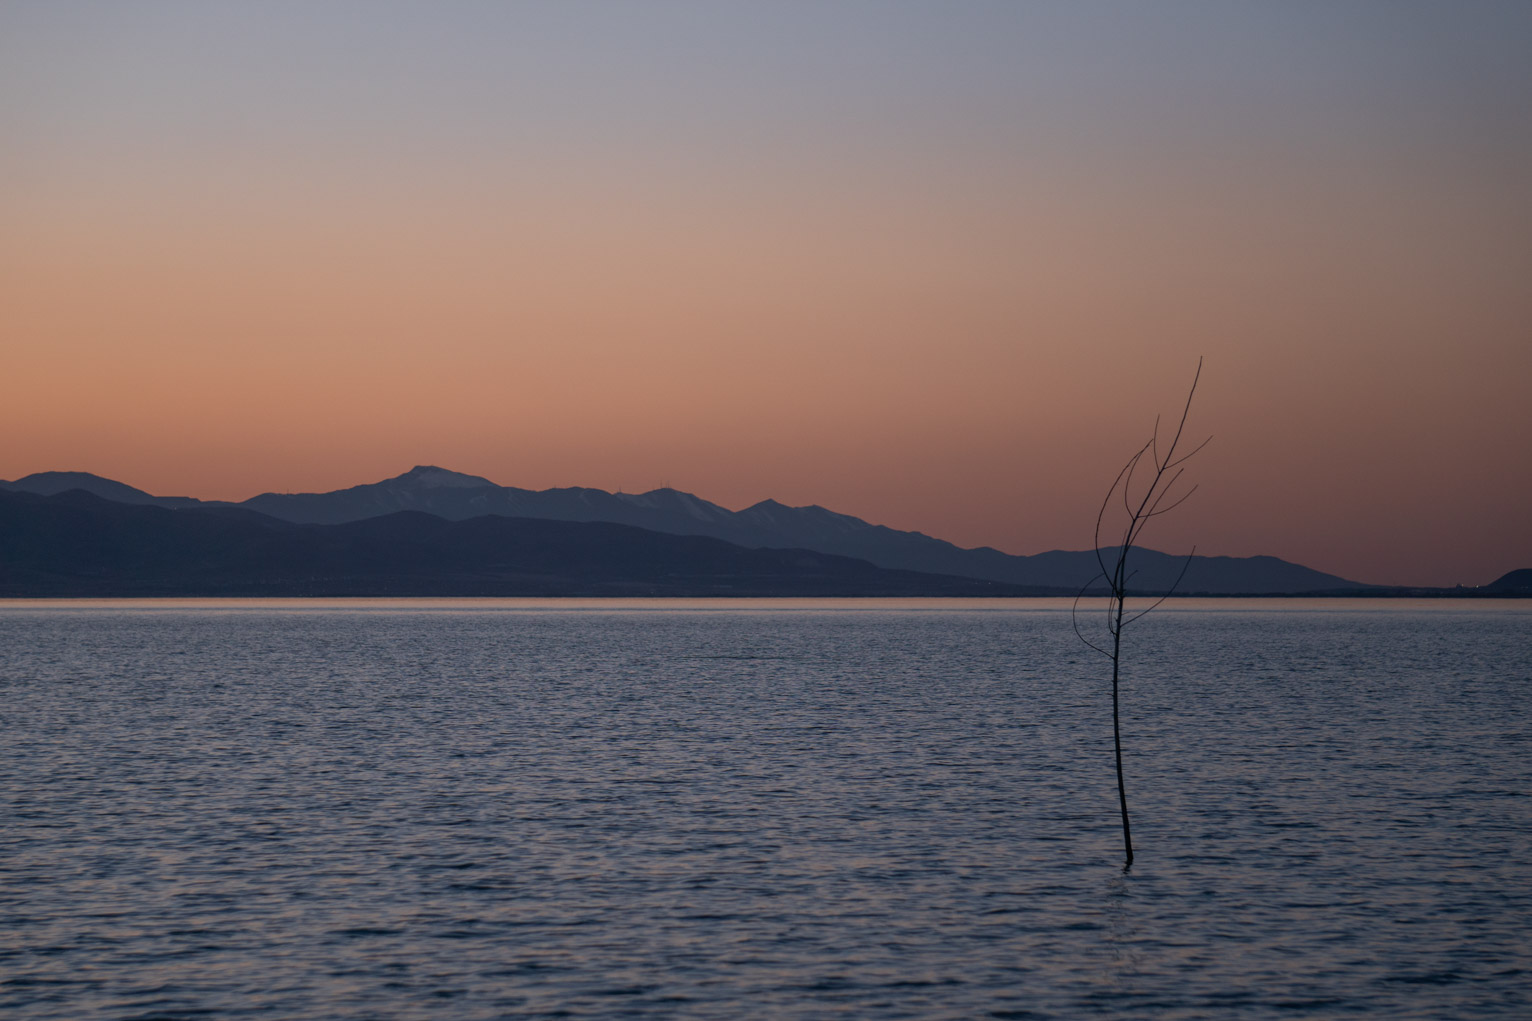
[4,1,1529,586]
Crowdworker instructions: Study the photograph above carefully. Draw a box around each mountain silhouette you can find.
[4,465,1367,593]
[0,489,1030,597]
[1485,569,1532,594]
[0,470,202,507]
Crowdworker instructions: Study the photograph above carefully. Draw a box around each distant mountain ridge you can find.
[1485,569,1532,594]
[0,471,204,508]
[3,465,1368,594]
[0,489,1025,597]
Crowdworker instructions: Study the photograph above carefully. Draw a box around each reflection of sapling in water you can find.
[1073,359,1209,871]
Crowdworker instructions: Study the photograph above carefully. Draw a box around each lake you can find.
[1,599,1528,1019]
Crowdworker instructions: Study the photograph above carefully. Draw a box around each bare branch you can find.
[1126,469,1188,546]
[1094,445,1148,591]
[1158,356,1203,468]
[1122,445,1146,518]
[1145,467,1186,513]
[1122,545,1198,626]
[1123,441,1174,542]
[1143,482,1199,520]
[1071,577,1112,658]
[1165,433,1212,470]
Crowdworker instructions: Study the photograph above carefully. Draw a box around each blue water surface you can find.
[1,598,1528,1019]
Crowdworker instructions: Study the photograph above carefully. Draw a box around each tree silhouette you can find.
[1073,358,1209,870]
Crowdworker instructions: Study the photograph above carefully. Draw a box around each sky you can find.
[3,1,1529,587]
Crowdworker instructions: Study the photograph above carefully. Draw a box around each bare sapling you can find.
[1073,358,1209,870]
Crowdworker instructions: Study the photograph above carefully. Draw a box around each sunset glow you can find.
[4,2,1529,586]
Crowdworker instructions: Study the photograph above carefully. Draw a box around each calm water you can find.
[1,599,1528,1019]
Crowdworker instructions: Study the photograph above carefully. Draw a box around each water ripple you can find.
[1,602,1528,1018]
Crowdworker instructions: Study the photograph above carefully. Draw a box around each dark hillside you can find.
[0,489,1034,597]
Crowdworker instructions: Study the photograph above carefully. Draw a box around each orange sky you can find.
[3,3,1529,587]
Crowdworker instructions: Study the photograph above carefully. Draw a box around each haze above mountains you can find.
[1,465,1386,596]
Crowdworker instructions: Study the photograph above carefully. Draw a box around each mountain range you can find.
[0,488,1029,597]
[1,465,1370,595]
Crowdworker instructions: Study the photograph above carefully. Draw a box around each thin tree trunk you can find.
[1112,598,1134,869]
